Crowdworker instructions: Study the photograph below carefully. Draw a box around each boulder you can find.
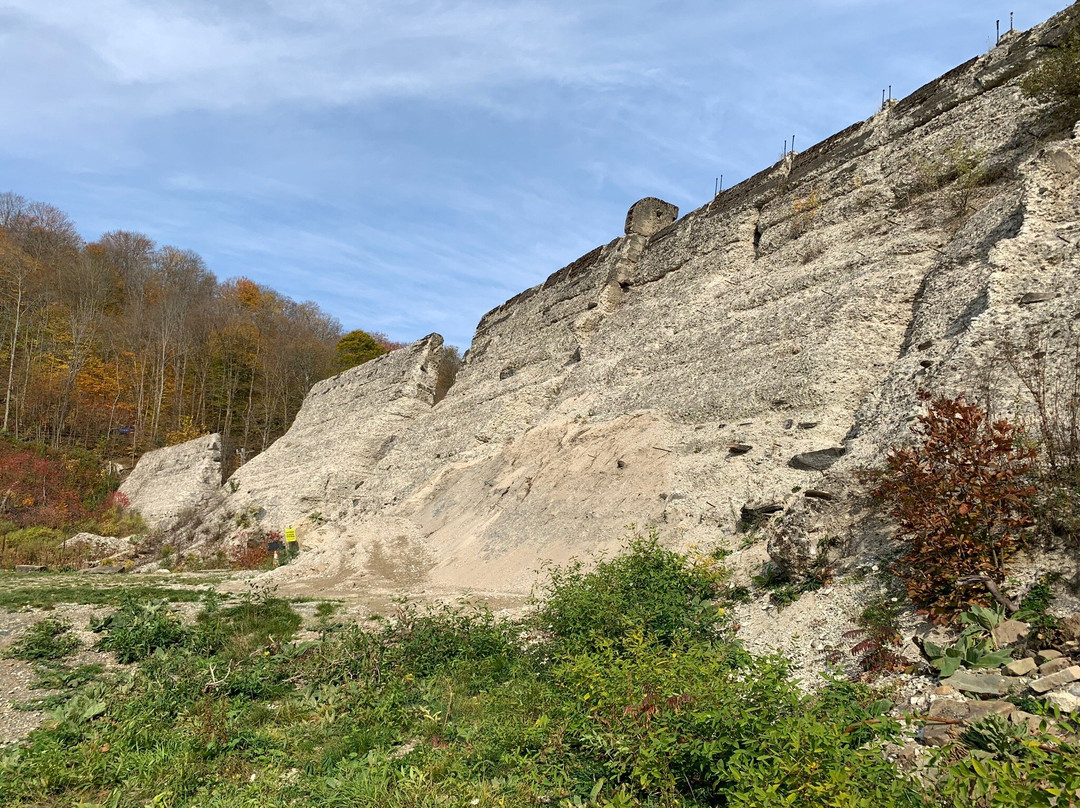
[766,527,818,582]
[119,433,223,531]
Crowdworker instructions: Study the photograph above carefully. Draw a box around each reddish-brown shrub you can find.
[876,393,1036,620]
[230,542,272,570]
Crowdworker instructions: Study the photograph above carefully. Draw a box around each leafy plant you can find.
[844,596,911,675]
[958,603,1007,638]
[961,713,1030,762]
[91,596,187,663]
[923,633,1013,678]
[875,393,1036,619]
[3,618,81,661]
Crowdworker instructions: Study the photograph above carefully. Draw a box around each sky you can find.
[0,1,1069,348]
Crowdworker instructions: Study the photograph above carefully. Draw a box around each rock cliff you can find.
[132,6,1080,602]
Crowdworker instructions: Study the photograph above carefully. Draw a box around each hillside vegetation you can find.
[3,539,1078,807]
[0,193,401,472]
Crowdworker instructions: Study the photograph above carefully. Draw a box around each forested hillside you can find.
[0,192,386,473]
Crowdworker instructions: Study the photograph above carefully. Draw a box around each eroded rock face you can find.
[624,197,679,237]
[119,434,222,530]
[204,334,446,548]
[124,6,1080,601]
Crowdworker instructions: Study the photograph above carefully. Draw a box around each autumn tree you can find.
[336,329,389,371]
[0,192,350,470]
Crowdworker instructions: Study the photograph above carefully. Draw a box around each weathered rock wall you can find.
[129,5,1080,600]
[119,433,223,530]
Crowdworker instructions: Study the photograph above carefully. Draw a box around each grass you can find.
[0,571,230,611]
[0,539,1075,807]
[3,618,81,661]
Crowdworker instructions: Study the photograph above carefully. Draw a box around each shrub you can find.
[554,636,919,806]
[1021,24,1080,122]
[532,530,727,653]
[845,596,910,675]
[875,393,1036,619]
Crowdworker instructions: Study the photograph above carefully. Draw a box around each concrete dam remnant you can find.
[624,197,679,237]
[126,4,1080,607]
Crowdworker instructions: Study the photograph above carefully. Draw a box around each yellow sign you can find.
[284,527,297,544]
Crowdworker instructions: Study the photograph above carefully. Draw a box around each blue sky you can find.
[0,1,1067,348]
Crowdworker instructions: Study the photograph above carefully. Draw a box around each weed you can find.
[844,597,911,676]
[961,714,1030,762]
[1016,575,1060,630]
[1021,22,1080,123]
[908,141,990,218]
[91,596,188,663]
[4,618,81,661]
[0,574,211,610]
[789,187,823,237]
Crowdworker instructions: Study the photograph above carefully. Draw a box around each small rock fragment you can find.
[928,699,970,720]
[921,723,962,747]
[991,619,1030,647]
[940,671,1017,696]
[1036,649,1063,664]
[965,700,1014,721]
[1019,292,1055,304]
[1003,657,1037,677]
[1030,665,1080,694]
[1045,689,1080,713]
[1039,657,1073,676]
[1059,615,1080,643]
[788,447,846,471]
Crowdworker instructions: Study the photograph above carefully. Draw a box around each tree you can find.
[336,329,389,371]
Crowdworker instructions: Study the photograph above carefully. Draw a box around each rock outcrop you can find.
[119,433,223,531]
[126,5,1080,601]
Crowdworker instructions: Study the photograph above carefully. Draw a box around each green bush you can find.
[553,636,919,806]
[532,530,727,653]
[379,602,521,679]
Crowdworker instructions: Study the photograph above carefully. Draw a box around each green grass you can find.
[3,618,81,661]
[0,538,1074,807]
[0,572,228,610]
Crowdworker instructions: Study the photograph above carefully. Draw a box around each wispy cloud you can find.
[0,0,1068,346]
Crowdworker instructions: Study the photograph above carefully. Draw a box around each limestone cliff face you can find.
[119,433,223,531]
[137,6,1079,598]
